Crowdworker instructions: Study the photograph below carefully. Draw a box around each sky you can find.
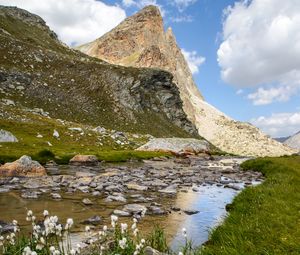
[1,0,300,137]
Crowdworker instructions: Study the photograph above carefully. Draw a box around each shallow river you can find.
[0,156,262,250]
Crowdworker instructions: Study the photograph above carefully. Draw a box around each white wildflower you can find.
[65,218,74,230]
[111,215,118,228]
[22,246,32,255]
[70,249,76,255]
[118,237,127,249]
[178,252,184,255]
[103,225,108,232]
[43,210,49,217]
[133,228,139,236]
[121,223,128,234]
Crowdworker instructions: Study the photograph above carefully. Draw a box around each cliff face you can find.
[0,6,198,138]
[78,5,297,157]
[77,6,203,126]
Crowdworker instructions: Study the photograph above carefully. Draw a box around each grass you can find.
[198,156,300,255]
[0,115,170,164]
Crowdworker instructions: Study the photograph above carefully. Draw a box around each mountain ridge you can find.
[77,5,296,157]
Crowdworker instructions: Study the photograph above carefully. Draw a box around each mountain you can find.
[0,5,198,140]
[77,5,296,157]
[284,131,300,150]
[274,136,290,143]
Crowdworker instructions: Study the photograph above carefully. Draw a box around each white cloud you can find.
[251,112,300,137]
[247,85,297,105]
[170,15,193,23]
[182,49,205,74]
[122,0,135,7]
[236,89,243,95]
[172,0,197,12]
[0,0,126,46]
[218,0,300,104]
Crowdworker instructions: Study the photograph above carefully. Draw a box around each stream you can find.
[0,156,263,250]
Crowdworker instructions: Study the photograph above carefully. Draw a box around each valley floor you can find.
[199,156,300,255]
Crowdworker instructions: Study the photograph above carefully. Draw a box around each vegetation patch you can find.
[198,156,300,255]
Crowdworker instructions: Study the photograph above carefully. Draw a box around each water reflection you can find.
[169,185,238,250]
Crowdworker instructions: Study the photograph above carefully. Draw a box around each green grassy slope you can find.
[199,156,300,255]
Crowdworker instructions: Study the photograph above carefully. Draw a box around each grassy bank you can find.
[199,156,300,255]
[0,149,170,165]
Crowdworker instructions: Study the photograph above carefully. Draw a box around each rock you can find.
[171,206,181,212]
[192,185,200,192]
[158,184,177,195]
[0,129,18,142]
[138,138,211,154]
[92,191,101,196]
[82,198,93,205]
[183,209,199,215]
[21,191,39,199]
[113,210,131,217]
[122,204,147,215]
[144,246,166,255]
[81,215,101,225]
[51,193,61,199]
[23,177,57,189]
[68,127,83,132]
[225,184,242,191]
[105,194,127,203]
[77,186,90,193]
[2,98,15,106]
[126,183,148,191]
[53,129,59,139]
[0,220,15,234]
[69,155,98,166]
[0,187,10,193]
[148,206,166,215]
[0,155,46,177]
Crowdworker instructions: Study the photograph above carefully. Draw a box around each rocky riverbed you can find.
[0,155,263,248]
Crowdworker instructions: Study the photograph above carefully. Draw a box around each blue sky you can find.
[1,0,300,137]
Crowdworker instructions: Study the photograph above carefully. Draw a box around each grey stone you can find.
[0,129,18,142]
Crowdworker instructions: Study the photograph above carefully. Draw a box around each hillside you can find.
[78,5,297,157]
[0,5,202,145]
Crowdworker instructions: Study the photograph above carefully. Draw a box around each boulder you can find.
[0,129,18,142]
[183,209,199,215]
[81,215,101,225]
[0,220,15,234]
[137,138,211,154]
[0,156,46,177]
[82,198,93,205]
[69,155,98,165]
[122,204,147,215]
[126,183,148,191]
[105,194,127,203]
[113,210,131,217]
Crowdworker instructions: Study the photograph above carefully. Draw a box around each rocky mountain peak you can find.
[77,5,296,157]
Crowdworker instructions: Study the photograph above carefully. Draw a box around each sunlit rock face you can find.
[78,5,296,157]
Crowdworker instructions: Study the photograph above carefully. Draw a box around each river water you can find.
[0,157,262,250]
